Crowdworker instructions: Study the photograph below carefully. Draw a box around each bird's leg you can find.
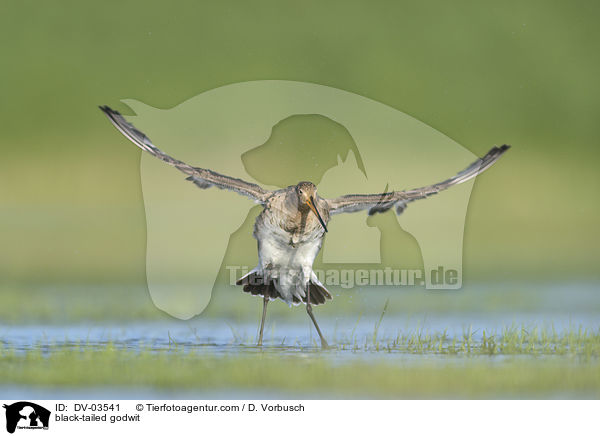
[257,295,269,346]
[306,284,329,349]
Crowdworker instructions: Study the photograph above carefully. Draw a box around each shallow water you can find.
[1,311,598,354]
[1,282,599,398]
[1,312,597,399]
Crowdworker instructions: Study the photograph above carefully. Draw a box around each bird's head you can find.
[295,181,328,232]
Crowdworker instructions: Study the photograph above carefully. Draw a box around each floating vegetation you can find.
[334,324,600,359]
[1,334,600,398]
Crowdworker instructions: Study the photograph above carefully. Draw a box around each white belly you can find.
[254,217,324,304]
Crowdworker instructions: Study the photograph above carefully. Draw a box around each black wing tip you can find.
[482,144,511,161]
[99,105,129,123]
[494,144,511,155]
[99,105,119,117]
[490,144,511,154]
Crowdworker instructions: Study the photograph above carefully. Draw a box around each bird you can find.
[99,105,510,348]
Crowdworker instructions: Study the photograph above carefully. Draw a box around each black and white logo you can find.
[3,402,50,434]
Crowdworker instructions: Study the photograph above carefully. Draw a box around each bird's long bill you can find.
[308,197,328,232]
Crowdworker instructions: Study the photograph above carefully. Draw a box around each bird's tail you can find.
[236,269,332,305]
[236,269,280,300]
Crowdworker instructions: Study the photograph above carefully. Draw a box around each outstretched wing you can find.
[326,145,510,215]
[99,106,272,204]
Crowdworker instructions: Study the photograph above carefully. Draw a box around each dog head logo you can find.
[119,80,486,318]
[3,402,50,434]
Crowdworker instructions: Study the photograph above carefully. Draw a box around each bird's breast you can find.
[254,208,324,266]
[255,210,324,245]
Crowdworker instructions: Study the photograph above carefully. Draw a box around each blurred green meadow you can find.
[3,342,600,399]
[1,0,600,398]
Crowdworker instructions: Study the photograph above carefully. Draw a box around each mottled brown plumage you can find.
[100,105,510,348]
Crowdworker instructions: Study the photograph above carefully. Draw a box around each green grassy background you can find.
[1,0,599,287]
[3,346,600,398]
[2,1,600,399]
